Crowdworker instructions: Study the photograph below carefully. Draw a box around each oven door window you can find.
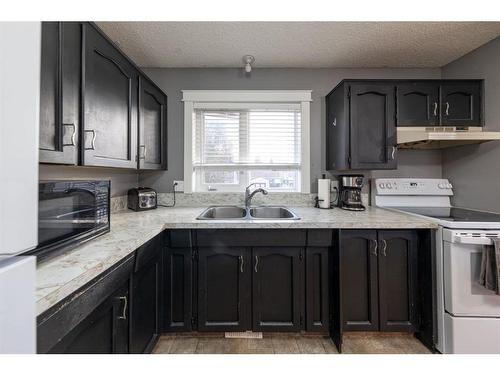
[38,182,108,249]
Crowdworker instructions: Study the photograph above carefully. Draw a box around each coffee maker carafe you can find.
[338,174,365,211]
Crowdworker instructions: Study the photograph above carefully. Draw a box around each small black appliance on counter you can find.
[128,187,157,211]
[33,180,111,260]
[338,174,366,211]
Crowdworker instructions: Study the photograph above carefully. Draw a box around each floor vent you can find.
[225,331,263,339]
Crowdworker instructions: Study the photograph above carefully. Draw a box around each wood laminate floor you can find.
[152,332,432,354]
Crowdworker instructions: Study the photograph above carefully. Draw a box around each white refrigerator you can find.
[0,22,41,353]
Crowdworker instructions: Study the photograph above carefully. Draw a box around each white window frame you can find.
[183,90,312,194]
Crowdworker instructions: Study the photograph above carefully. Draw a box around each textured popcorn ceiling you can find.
[96,22,500,68]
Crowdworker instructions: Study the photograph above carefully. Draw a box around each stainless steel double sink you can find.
[196,206,300,220]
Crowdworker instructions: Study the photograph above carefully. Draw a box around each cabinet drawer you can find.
[307,229,333,247]
[196,229,307,247]
[134,233,163,272]
[168,230,193,248]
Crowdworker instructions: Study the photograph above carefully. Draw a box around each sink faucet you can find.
[245,183,268,209]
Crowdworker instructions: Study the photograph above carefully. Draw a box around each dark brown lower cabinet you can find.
[339,229,418,333]
[164,246,193,332]
[378,230,418,332]
[130,241,163,354]
[48,282,130,354]
[340,230,379,331]
[197,247,251,331]
[252,247,303,332]
[306,246,329,332]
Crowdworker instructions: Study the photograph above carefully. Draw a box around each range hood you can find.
[397,127,500,149]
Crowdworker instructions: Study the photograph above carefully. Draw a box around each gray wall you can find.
[139,67,442,193]
[441,37,500,211]
[39,164,138,197]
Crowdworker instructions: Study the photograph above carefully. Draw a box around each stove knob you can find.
[447,183,453,189]
[385,183,392,189]
[438,183,445,189]
[378,183,385,189]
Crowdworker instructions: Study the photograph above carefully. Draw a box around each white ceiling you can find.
[96,22,500,68]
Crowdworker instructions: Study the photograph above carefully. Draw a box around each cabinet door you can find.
[130,253,162,353]
[198,247,251,331]
[48,282,130,354]
[396,82,440,127]
[326,84,349,170]
[81,23,138,168]
[349,83,397,170]
[340,230,379,331]
[306,247,329,332]
[377,230,418,332]
[440,81,482,126]
[39,22,80,165]
[138,76,167,170]
[252,247,303,332]
[164,247,193,332]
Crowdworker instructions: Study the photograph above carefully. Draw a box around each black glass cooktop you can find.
[392,207,500,222]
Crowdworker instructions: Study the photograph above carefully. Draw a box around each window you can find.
[183,91,311,193]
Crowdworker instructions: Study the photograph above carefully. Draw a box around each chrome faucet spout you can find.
[244,183,268,209]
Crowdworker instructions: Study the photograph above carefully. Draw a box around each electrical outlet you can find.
[173,180,184,192]
[330,180,339,191]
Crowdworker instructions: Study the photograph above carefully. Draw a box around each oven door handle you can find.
[453,235,499,245]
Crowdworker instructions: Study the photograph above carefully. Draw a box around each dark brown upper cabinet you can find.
[81,23,139,168]
[138,77,168,170]
[396,82,440,127]
[39,22,81,165]
[326,81,397,171]
[440,80,482,127]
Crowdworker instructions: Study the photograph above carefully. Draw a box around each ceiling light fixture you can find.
[243,55,255,73]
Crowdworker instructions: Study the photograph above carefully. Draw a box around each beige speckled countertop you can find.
[36,206,436,316]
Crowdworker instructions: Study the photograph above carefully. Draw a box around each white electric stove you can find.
[372,178,500,354]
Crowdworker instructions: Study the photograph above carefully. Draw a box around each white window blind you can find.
[193,106,302,192]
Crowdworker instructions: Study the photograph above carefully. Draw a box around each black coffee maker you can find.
[338,174,365,211]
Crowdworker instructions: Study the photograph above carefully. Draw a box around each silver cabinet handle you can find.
[139,145,146,160]
[391,146,396,160]
[62,123,76,147]
[254,255,259,273]
[239,255,244,273]
[433,102,438,117]
[381,240,387,257]
[84,129,96,150]
[117,296,127,320]
[332,117,337,127]
[371,239,378,256]
[445,102,450,116]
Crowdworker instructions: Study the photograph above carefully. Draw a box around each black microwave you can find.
[30,180,110,260]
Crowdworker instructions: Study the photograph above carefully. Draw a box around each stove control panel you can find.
[372,178,454,196]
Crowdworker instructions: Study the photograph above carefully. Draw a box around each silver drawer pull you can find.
[139,145,146,160]
[445,102,450,116]
[332,118,337,127]
[433,102,438,117]
[371,239,378,256]
[117,296,127,320]
[240,255,244,273]
[391,146,396,160]
[381,240,387,257]
[62,123,76,147]
[84,129,96,150]
[254,255,259,273]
